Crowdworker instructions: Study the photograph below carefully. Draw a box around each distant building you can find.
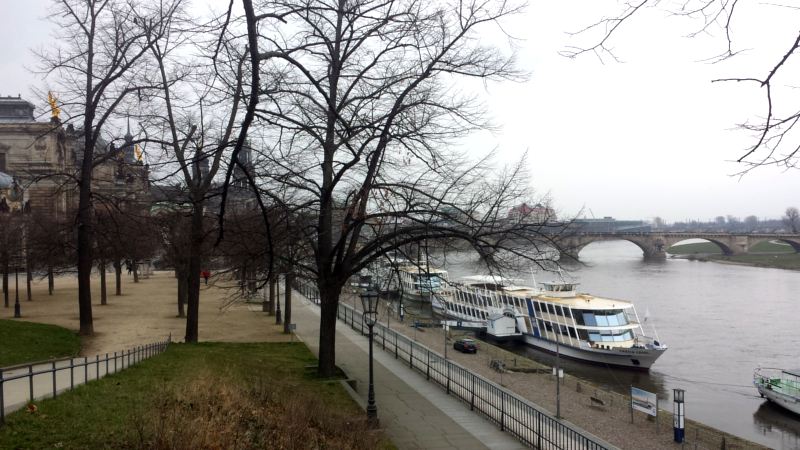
[508,203,555,224]
[572,217,650,232]
[0,95,151,219]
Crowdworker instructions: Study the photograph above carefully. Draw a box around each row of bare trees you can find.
[34,0,571,378]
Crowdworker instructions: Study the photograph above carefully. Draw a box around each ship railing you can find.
[295,279,615,450]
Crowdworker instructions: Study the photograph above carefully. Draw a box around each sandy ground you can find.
[1,270,292,358]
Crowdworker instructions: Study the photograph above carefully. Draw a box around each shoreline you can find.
[346,290,770,450]
[669,253,800,271]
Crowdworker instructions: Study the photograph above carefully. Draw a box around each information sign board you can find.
[631,387,658,416]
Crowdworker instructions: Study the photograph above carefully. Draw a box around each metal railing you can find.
[294,279,611,450]
[0,335,171,424]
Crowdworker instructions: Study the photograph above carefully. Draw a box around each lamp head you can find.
[673,388,685,403]
[360,286,380,326]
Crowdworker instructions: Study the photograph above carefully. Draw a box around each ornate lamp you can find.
[360,285,380,427]
[360,286,379,326]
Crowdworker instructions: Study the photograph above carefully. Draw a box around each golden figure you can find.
[48,91,61,118]
[135,145,142,162]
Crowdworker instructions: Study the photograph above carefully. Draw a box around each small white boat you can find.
[754,366,800,415]
[396,261,450,303]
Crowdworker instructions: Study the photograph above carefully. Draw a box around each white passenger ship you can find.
[430,276,667,370]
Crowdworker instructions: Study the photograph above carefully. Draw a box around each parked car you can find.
[454,338,478,353]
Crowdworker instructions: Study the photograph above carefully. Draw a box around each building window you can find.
[0,153,5,172]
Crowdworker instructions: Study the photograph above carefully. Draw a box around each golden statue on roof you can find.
[135,145,142,162]
[48,91,61,118]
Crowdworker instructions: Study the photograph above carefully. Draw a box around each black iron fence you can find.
[0,335,171,424]
[294,280,612,450]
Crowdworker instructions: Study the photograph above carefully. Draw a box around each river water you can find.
[425,240,800,449]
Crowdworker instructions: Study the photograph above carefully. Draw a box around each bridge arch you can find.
[744,236,800,253]
[665,238,736,255]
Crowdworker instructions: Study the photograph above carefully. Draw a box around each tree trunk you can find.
[48,261,54,295]
[99,258,107,305]
[3,257,8,308]
[184,202,204,343]
[133,259,139,283]
[26,254,32,302]
[77,185,94,336]
[261,276,268,312]
[283,272,294,333]
[317,282,343,377]
[177,266,187,317]
[269,271,276,315]
[114,257,121,295]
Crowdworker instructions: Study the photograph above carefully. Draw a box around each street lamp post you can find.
[361,286,380,428]
[13,253,21,318]
[673,388,685,443]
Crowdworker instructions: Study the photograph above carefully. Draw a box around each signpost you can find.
[631,387,659,433]
[288,324,296,344]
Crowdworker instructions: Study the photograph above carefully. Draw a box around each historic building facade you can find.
[0,95,151,218]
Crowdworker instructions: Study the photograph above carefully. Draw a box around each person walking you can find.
[201,270,210,285]
[125,260,132,275]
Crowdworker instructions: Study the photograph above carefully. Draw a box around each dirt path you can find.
[2,270,292,358]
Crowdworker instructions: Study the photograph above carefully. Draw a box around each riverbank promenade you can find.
[292,296,532,450]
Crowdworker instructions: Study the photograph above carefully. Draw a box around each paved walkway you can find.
[292,295,527,450]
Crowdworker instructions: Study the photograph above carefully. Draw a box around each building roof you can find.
[0,96,36,123]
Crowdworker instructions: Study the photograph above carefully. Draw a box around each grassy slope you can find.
[0,342,388,450]
[0,320,82,367]
[667,240,795,254]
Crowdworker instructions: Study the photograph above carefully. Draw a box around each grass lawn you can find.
[0,342,395,450]
[709,253,800,270]
[667,240,796,254]
[0,320,82,368]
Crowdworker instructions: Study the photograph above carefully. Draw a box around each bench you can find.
[590,396,605,410]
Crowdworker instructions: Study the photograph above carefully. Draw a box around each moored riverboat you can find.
[754,367,800,415]
[430,275,667,370]
[396,261,451,303]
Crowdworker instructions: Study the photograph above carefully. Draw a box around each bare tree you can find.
[35,0,184,335]
[783,207,799,232]
[561,1,800,174]
[236,0,569,377]
[744,215,759,229]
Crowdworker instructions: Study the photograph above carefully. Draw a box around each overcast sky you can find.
[2,0,798,223]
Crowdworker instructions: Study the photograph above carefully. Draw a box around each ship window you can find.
[533,301,541,312]
[583,312,597,326]
[524,317,532,332]
[607,314,619,326]
[480,311,486,320]
[555,305,563,316]
[537,319,545,331]
[547,304,555,315]
[589,332,601,341]
[595,315,609,326]
[563,308,572,318]
[573,311,585,325]
[568,327,577,338]
[544,321,553,331]
[578,329,589,341]
[617,312,628,325]
[613,333,625,342]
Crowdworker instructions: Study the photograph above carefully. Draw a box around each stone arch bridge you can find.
[560,232,800,260]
